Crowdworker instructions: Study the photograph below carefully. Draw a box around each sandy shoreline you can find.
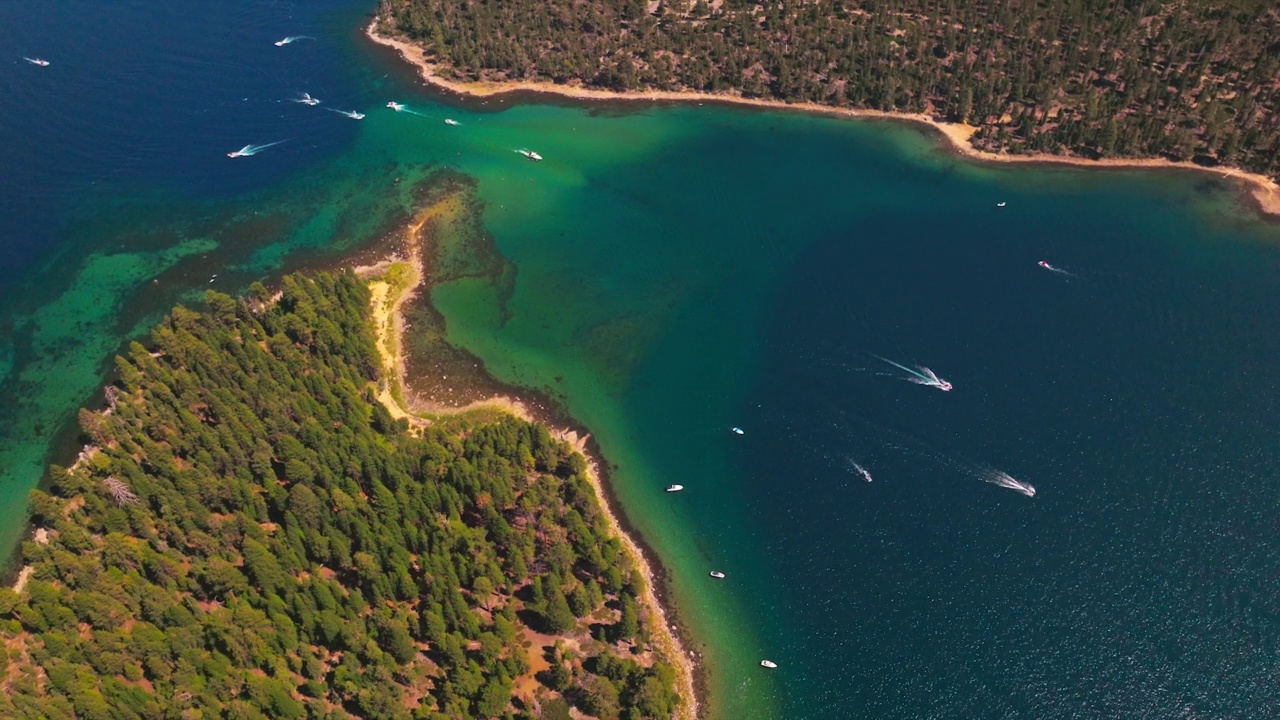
[365,18,1280,219]
[360,219,701,720]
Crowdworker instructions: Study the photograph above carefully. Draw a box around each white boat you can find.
[731,427,745,435]
[387,101,405,112]
[996,201,1007,207]
[760,660,777,669]
[329,108,364,120]
[665,484,684,493]
[516,149,543,162]
[292,92,320,106]
[24,57,50,67]
[709,571,725,579]
[444,118,460,126]
[227,146,252,158]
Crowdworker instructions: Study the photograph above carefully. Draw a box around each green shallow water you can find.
[7,12,1280,716]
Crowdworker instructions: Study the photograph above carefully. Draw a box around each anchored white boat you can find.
[731,427,745,435]
[709,571,725,579]
[760,660,777,669]
[665,484,684,493]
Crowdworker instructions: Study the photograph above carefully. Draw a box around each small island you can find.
[0,270,690,719]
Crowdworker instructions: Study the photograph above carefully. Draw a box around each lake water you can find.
[5,1,1280,717]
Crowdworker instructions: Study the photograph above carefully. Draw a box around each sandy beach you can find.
[366,19,1280,219]
[360,213,701,720]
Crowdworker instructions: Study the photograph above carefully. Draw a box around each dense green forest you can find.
[0,272,680,719]
[379,0,1280,176]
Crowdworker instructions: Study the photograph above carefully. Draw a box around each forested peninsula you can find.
[0,272,686,719]
[375,0,1280,182]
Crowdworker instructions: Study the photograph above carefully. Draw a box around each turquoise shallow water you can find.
[6,2,1280,717]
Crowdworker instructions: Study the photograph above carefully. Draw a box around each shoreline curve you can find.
[358,213,703,720]
[365,18,1280,220]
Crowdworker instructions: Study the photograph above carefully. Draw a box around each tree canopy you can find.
[0,272,680,719]
[379,0,1280,176]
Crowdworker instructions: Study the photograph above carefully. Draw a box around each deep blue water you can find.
[735,193,1280,716]
[0,0,382,284]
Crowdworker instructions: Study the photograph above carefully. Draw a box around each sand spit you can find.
[360,215,700,720]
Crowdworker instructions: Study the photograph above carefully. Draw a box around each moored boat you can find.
[760,660,777,669]
[709,571,725,579]
[665,484,684,493]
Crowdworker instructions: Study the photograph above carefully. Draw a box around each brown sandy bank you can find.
[357,209,701,720]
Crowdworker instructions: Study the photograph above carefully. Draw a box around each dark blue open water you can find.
[734,197,1280,717]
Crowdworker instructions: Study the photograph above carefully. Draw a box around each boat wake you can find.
[291,92,320,106]
[829,413,1035,498]
[845,458,874,483]
[874,355,952,391]
[1037,260,1077,278]
[226,140,285,158]
[274,35,315,47]
[327,108,364,120]
[981,469,1036,497]
[385,101,428,117]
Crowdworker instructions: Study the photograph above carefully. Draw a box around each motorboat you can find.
[293,93,320,106]
[851,462,873,483]
[665,484,684,493]
[731,427,744,435]
[996,201,1007,207]
[24,57,50,67]
[516,149,543,161]
[760,660,777,669]
[1038,261,1051,269]
[444,118,460,126]
[387,101,405,112]
[709,571,725,579]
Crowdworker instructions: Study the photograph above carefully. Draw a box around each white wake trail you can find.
[227,140,286,158]
[873,355,952,391]
[981,469,1036,497]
